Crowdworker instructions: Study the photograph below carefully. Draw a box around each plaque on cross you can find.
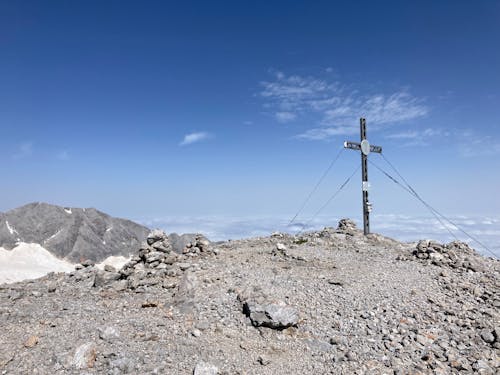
[344,118,382,235]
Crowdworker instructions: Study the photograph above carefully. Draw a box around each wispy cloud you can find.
[296,126,357,141]
[275,111,297,123]
[260,72,428,140]
[458,133,500,157]
[13,141,34,159]
[385,127,500,154]
[179,132,212,146]
[385,128,447,147]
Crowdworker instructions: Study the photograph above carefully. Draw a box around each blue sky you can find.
[1,0,499,238]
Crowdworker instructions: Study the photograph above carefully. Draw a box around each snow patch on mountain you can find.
[44,229,63,244]
[0,243,74,284]
[0,244,132,284]
[5,221,19,236]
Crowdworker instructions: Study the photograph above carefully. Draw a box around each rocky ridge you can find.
[0,202,150,262]
[0,203,218,267]
[0,219,498,374]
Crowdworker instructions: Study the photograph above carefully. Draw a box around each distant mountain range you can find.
[0,203,150,262]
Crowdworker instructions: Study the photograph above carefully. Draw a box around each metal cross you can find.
[344,118,382,235]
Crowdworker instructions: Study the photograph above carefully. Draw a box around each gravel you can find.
[0,220,498,374]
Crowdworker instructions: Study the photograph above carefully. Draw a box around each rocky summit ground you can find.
[0,219,499,374]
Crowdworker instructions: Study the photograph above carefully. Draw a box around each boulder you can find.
[243,299,299,329]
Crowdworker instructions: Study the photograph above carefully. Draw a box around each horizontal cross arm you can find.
[344,141,382,154]
[344,141,361,150]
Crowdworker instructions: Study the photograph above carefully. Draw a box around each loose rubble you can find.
[0,221,498,374]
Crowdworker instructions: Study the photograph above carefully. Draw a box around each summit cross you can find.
[344,118,383,235]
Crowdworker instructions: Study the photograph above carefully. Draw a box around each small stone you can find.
[104,264,116,272]
[147,229,167,245]
[416,334,434,346]
[191,329,201,337]
[24,335,39,348]
[480,329,495,344]
[329,336,341,345]
[257,355,271,366]
[178,263,191,271]
[145,251,164,263]
[193,361,218,375]
[276,243,287,251]
[81,259,94,267]
[328,280,344,286]
[141,301,159,308]
[109,357,134,374]
[162,281,177,289]
[98,326,120,343]
[47,284,57,293]
[345,351,357,362]
[112,280,128,291]
[8,289,23,300]
[72,342,96,369]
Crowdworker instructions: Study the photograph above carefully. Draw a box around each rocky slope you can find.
[0,220,498,374]
[0,202,149,262]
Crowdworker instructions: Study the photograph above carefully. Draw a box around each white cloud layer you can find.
[180,132,211,146]
[137,214,499,258]
[260,72,428,140]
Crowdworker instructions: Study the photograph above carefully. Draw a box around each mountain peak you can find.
[0,203,149,262]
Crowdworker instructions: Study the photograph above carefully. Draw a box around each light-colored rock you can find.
[194,361,218,375]
[72,342,96,369]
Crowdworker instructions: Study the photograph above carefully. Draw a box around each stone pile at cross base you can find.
[0,220,498,374]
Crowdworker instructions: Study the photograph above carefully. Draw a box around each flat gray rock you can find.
[243,300,299,329]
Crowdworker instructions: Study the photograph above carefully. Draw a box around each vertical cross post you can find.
[360,119,370,235]
[344,118,383,235]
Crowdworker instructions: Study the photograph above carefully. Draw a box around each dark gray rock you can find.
[94,270,121,288]
[480,329,495,344]
[146,229,166,245]
[169,233,211,254]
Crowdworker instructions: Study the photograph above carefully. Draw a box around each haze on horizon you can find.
[1,1,499,241]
